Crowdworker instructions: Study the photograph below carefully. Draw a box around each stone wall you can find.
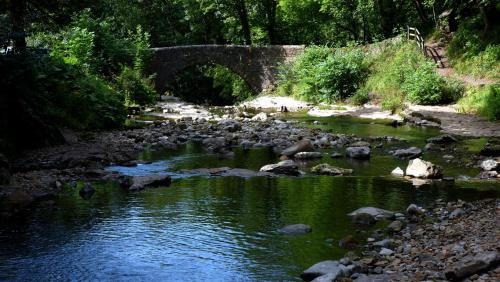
[149,45,305,93]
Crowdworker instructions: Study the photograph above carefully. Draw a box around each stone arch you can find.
[149,45,305,94]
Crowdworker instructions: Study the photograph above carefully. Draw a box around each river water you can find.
[1,116,499,281]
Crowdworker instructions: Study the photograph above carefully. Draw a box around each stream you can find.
[1,115,499,281]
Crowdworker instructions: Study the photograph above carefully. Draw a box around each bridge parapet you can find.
[149,45,305,93]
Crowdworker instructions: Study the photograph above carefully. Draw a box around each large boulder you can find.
[301,260,346,281]
[405,158,443,179]
[260,160,300,176]
[347,207,395,224]
[346,146,371,159]
[392,147,422,158]
[445,251,500,281]
[279,224,312,235]
[281,139,314,157]
[125,175,172,192]
[311,164,353,176]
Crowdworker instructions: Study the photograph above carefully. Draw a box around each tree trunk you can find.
[479,5,490,35]
[413,0,428,24]
[264,0,277,44]
[8,0,27,52]
[236,0,252,45]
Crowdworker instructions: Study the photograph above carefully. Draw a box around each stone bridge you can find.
[149,45,305,93]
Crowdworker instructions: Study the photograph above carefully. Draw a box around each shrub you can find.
[402,62,446,105]
[277,46,367,103]
[457,84,500,121]
[360,41,464,106]
[115,67,157,106]
[350,88,370,105]
[447,19,500,79]
[380,89,405,114]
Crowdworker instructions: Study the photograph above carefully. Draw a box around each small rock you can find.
[391,167,404,177]
[281,139,314,157]
[348,207,395,224]
[379,248,394,256]
[373,239,393,248]
[295,152,323,159]
[260,160,300,176]
[448,208,465,219]
[279,224,312,235]
[301,260,345,281]
[350,141,371,147]
[311,164,353,176]
[339,235,359,249]
[405,158,443,179]
[480,159,498,171]
[330,152,343,158]
[346,146,371,159]
[251,112,268,122]
[387,220,403,232]
[392,147,422,158]
[445,251,500,281]
[126,175,172,192]
[406,204,424,215]
[427,134,457,144]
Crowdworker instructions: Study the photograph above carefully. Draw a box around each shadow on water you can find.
[0,117,499,281]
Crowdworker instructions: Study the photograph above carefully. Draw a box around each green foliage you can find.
[350,89,370,106]
[457,84,500,121]
[0,54,126,149]
[359,41,463,109]
[447,19,500,79]
[380,89,405,114]
[115,67,157,106]
[166,65,254,105]
[277,46,367,103]
[52,27,95,70]
[402,61,447,105]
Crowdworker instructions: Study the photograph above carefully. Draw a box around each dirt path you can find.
[408,104,500,137]
[425,41,497,86]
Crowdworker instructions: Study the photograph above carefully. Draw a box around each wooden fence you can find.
[406,26,445,68]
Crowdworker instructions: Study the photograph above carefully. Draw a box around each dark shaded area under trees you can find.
[0,0,498,153]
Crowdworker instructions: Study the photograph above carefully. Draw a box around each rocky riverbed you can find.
[0,98,499,281]
[300,198,500,282]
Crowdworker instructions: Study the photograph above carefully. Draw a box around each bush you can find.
[350,89,370,105]
[402,62,447,105]
[0,54,127,150]
[360,41,463,106]
[277,46,367,103]
[380,89,405,114]
[457,84,500,121]
[447,19,500,79]
[115,67,156,106]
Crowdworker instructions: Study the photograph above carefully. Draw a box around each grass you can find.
[457,84,500,121]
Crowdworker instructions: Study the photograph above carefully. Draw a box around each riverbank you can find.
[0,98,499,280]
[240,95,500,137]
[1,98,499,215]
[301,198,500,281]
